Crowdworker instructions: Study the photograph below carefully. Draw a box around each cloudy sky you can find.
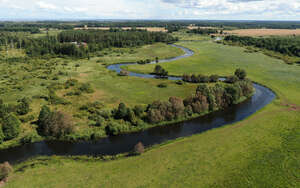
[0,0,299,20]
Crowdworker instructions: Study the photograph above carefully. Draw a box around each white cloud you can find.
[0,0,299,20]
[36,1,57,10]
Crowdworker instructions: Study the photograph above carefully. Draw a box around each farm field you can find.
[5,38,300,187]
[225,29,300,36]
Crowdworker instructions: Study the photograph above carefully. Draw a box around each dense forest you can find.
[224,35,300,57]
[0,30,178,58]
[187,28,219,35]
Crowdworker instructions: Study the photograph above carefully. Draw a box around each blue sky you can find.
[0,0,299,20]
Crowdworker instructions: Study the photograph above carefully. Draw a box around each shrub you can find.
[235,68,247,80]
[105,121,129,135]
[176,80,183,85]
[134,142,145,155]
[17,97,31,115]
[48,89,70,105]
[0,162,13,181]
[0,125,4,144]
[154,65,168,77]
[210,75,219,82]
[133,105,145,118]
[65,79,78,88]
[157,83,167,88]
[226,75,239,83]
[78,83,94,93]
[114,103,129,120]
[94,116,106,127]
[2,113,21,141]
[119,70,129,76]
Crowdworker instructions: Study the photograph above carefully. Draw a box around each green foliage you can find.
[21,30,177,58]
[226,75,239,84]
[105,121,129,136]
[78,83,94,93]
[64,79,79,89]
[188,28,219,35]
[183,74,217,83]
[37,107,74,138]
[114,103,129,120]
[20,132,41,144]
[133,105,145,118]
[2,113,21,141]
[157,83,168,88]
[224,35,300,57]
[48,89,70,105]
[235,68,247,80]
[0,125,4,144]
[154,65,168,77]
[17,97,31,115]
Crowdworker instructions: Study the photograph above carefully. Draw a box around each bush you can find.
[48,89,70,105]
[78,83,94,93]
[176,80,183,85]
[210,75,219,82]
[0,125,4,144]
[119,70,129,76]
[17,97,31,115]
[133,105,145,118]
[157,83,168,88]
[114,103,129,120]
[105,121,129,135]
[226,75,239,83]
[134,142,145,155]
[235,68,247,80]
[154,65,168,77]
[0,162,13,181]
[2,113,21,141]
[65,79,78,88]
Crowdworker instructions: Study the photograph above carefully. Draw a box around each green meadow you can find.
[5,37,300,187]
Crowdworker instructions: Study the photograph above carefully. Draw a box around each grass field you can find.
[5,39,300,187]
[225,29,300,36]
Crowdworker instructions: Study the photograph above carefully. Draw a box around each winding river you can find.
[0,44,276,164]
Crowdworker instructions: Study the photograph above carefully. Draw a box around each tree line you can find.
[0,30,178,58]
[187,28,219,35]
[224,35,300,57]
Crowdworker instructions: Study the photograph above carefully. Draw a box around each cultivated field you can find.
[225,29,300,36]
